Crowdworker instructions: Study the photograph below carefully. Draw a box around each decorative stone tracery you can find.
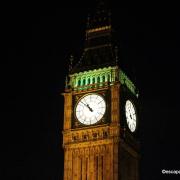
[69,66,136,95]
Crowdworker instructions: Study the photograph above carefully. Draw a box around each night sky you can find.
[2,1,180,180]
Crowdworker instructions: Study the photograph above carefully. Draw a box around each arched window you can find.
[97,76,100,83]
[107,74,110,82]
[87,78,90,84]
[83,79,86,85]
[78,79,81,86]
[102,75,105,82]
[92,77,95,84]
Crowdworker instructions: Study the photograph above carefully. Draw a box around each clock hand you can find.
[81,101,87,106]
[86,104,93,112]
[81,101,93,112]
[83,99,93,112]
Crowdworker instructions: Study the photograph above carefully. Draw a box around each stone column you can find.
[105,145,111,180]
[89,147,95,180]
[111,84,120,124]
[63,92,72,130]
[98,155,103,180]
[86,156,90,180]
[113,143,119,180]
[109,144,113,180]
[73,149,79,180]
[68,149,73,180]
[64,148,68,180]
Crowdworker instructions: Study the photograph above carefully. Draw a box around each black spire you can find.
[86,0,111,32]
[85,0,112,49]
[71,0,116,73]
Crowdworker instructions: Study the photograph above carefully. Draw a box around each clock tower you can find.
[62,2,140,180]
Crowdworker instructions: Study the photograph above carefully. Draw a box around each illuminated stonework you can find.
[119,70,136,95]
[62,83,140,180]
[62,3,140,180]
[68,66,136,95]
[69,66,116,91]
[86,25,111,33]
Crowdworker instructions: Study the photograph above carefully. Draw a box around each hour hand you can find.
[81,101,93,112]
[86,104,93,112]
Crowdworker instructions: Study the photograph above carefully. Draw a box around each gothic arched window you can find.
[97,76,100,83]
[78,79,81,86]
[83,79,86,85]
[92,77,95,84]
[107,74,110,82]
[87,78,90,84]
[102,75,105,82]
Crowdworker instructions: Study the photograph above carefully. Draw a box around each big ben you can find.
[62,1,140,180]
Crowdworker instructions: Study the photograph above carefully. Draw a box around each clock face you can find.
[75,94,106,125]
[125,100,137,132]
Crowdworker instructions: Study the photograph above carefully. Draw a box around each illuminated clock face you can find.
[75,94,106,125]
[125,100,137,132]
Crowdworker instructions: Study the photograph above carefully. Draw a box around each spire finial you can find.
[65,76,68,89]
[68,55,74,72]
[86,0,111,31]
[115,46,119,64]
[86,13,90,29]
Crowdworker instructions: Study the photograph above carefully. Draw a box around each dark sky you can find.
[2,1,180,180]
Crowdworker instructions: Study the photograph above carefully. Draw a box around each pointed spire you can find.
[70,0,116,73]
[87,0,111,29]
[84,0,112,54]
[85,0,112,43]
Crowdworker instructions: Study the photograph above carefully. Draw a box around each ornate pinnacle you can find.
[65,76,68,89]
[69,55,74,72]
[115,46,119,64]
